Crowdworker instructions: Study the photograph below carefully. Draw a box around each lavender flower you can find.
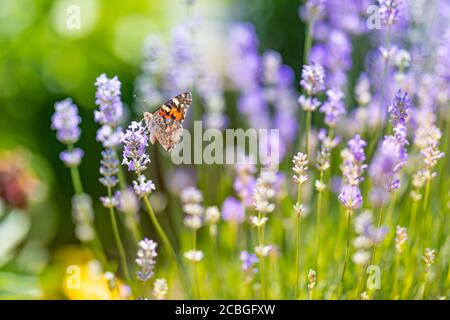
[338,185,362,210]
[307,269,317,290]
[153,279,168,300]
[222,196,245,223]
[71,194,94,242]
[94,74,124,148]
[369,134,406,205]
[300,62,326,96]
[51,98,81,144]
[233,159,257,208]
[94,74,124,127]
[121,121,150,175]
[300,0,326,22]
[292,152,308,185]
[136,238,158,282]
[378,0,402,26]
[240,251,259,274]
[341,135,367,186]
[395,226,407,254]
[320,89,346,127]
[99,149,119,188]
[100,191,120,209]
[298,95,321,112]
[353,211,387,265]
[60,148,84,168]
[132,175,155,198]
[181,186,204,229]
[422,248,436,273]
[388,90,411,126]
[184,250,203,262]
[253,170,276,214]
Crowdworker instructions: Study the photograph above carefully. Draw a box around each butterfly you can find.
[143,92,192,152]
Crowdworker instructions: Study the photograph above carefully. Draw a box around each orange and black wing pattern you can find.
[157,92,192,122]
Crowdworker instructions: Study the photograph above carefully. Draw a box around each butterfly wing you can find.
[157,92,192,122]
[145,92,192,152]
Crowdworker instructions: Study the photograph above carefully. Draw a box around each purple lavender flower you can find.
[240,251,259,272]
[300,62,325,95]
[364,224,388,245]
[136,238,158,282]
[347,134,367,163]
[378,0,402,26]
[338,185,363,210]
[59,148,84,168]
[233,158,257,208]
[298,95,321,111]
[222,196,245,223]
[94,74,124,148]
[121,121,150,175]
[94,74,124,126]
[341,135,367,186]
[320,89,346,127]
[388,90,411,126]
[133,175,156,198]
[99,149,119,188]
[51,98,81,144]
[100,191,120,209]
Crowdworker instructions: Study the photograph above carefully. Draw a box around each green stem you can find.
[392,254,400,299]
[315,171,324,270]
[191,229,200,299]
[295,184,302,299]
[257,211,267,300]
[338,209,352,298]
[303,20,313,65]
[295,215,301,299]
[108,187,131,286]
[142,195,177,261]
[370,206,385,267]
[305,110,312,157]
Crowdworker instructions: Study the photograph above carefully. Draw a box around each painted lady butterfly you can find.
[143,92,192,152]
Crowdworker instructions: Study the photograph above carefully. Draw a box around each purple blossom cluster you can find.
[51,98,82,145]
[121,121,150,175]
[51,98,84,168]
[94,74,124,148]
[320,89,346,127]
[340,134,367,187]
[378,0,402,26]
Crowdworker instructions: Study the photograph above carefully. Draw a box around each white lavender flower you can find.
[307,269,316,290]
[292,152,308,185]
[184,215,202,230]
[422,248,436,273]
[254,244,273,257]
[205,206,220,224]
[100,191,120,209]
[181,186,203,204]
[250,215,269,227]
[395,226,407,254]
[293,203,306,217]
[253,170,276,214]
[184,250,204,262]
[153,278,168,300]
[136,238,158,282]
[71,194,95,242]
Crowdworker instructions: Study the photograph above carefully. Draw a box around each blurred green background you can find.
[0,0,303,297]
